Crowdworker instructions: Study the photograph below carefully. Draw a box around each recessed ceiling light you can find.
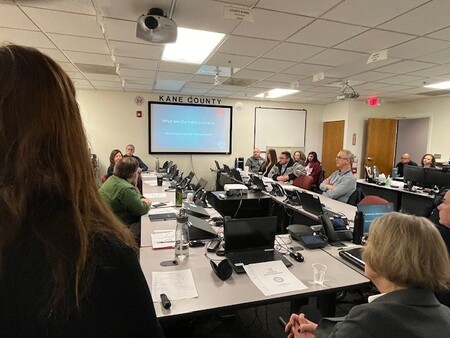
[162,27,225,64]
[255,88,300,98]
[423,81,450,89]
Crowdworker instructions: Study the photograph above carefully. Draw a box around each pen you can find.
[157,240,175,244]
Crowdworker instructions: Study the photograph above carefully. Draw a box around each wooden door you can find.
[322,120,345,176]
[364,118,397,176]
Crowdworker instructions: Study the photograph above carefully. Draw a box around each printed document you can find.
[244,260,307,296]
[152,269,198,301]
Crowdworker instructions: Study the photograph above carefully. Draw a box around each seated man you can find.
[269,151,306,183]
[245,148,265,173]
[319,149,356,203]
[123,144,148,172]
[395,153,418,176]
[99,157,151,230]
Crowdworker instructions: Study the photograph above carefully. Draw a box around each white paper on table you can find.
[144,192,167,199]
[148,207,178,215]
[152,269,198,302]
[243,260,308,296]
[151,230,175,249]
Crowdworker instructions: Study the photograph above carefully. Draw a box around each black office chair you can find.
[346,187,366,206]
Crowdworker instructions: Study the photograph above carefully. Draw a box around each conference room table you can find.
[139,172,371,323]
[357,179,434,216]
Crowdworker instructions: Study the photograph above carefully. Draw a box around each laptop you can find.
[182,201,209,219]
[356,203,395,233]
[251,175,268,192]
[339,247,365,271]
[298,192,325,215]
[188,215,217,240]
[223,164,231,174]
[224,216,293,274]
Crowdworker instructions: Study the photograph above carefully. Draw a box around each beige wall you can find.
[77,90,324,189]
[77,89,450,187]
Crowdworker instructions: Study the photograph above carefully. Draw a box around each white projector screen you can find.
[254,107,306,150]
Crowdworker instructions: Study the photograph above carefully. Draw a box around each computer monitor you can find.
[357,203,395,233]
[403,165,426,187]
[426,168,450,188]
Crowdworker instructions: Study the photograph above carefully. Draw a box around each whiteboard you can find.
[254,107,306,150]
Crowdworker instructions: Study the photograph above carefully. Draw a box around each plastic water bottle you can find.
[155,157,160,171]
[175,187,183,207]
[175,209,189,261]
[385,175,391,187]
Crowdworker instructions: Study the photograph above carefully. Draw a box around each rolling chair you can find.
[358,195,389,205]
[292,175,314,190]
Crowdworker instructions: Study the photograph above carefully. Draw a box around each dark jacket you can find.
[0,235,164,337]
[317,288,450,338]
[269,159,299,181]
[123,154,148,172]
[395,160,418,176]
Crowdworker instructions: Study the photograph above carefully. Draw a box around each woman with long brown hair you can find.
[0,45,163,336]
[261,148,278,177]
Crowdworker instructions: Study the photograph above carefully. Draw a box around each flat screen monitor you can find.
[357,203,395,233]
[426,168,450,188]
[403,165,426,187]
[149,101,232,154]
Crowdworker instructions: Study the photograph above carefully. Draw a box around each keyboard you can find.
[334,230,353,241]
[226,250,280,265]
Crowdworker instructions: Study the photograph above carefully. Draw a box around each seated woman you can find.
[294,151,306,166]
[107,149,123,177]
[286,212,450,338]
[304,151,322,186]
[421,153,436,168]
[260,148,277,177]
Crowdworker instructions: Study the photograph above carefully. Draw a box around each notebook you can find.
[356,203,394,233]
[188,215,217,240]
[182,201,209,219]
[224,216,292,274]
[339,247,364,271]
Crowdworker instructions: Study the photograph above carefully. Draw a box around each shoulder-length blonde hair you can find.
[363,212,450,291]
[0,45,136,317]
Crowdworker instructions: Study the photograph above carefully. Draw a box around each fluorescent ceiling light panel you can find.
[255,88,300,98]
[423,81,450,89]
[163,28,225,64]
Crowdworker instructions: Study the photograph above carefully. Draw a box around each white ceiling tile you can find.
[91,80,122,88]
[305,49,365,66]
[184,82,215,89]
[0,27,55,48]
[233,8,313,40]
[48,34,109,54]
[126,82,154,90]
[65,51,113,66]
[93,86,123,92]
[232,69,273,80]
[256,0,342,17]
[115,56,158,70]
[73,79,94,89]
[322,0,428,27]
[379,0,450,35]
[426,27,450,42]
[252,80,291,88]
[180,88,209,95]
[263,42,325,62]
[415,48,450,64]
[206,52,255,68]
[123,77,154,85]
[288,20,368,47]
[120,68,156,78]
[38,48,69,62]
[266,73,308,83]
[109,41,162,59]
[335,29,415,53]
[103,18,153,45]
[407,65,450,78]
[17,0,96,15]
[154,79,185,91]
[375,74,425,85]
[159,61,200,74]
[389,37,450,59]
[349,71,395,82]
[325,56,402,78]
[157,71,192,81]
[83,73,119,81]
[375,60,436,74]
[66,71,86,80]
[246,58,295,72]
[0,3,38,30]
[21,7,102,38]
[285,63,332,76]
[217,35,278,57]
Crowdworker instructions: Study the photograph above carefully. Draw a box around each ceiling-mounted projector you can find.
[337,92,360,100]
[336,80,360,101]
[136,8,177,44]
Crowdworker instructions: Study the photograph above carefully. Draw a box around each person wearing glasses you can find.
[395,153,418,176]
[285,212,450,338]
[319,150,356,202]
[269,151,306,182]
